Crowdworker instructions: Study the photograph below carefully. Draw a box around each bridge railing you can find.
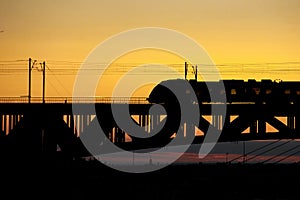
[0,97,150,104]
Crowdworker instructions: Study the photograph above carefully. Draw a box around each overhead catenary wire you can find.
[228,139,282,163]
[274,149,300,164]
[1,60,300,75]
[260,144,300,164]
[46,64,71,96]
[244,139,294,163]
[46,76,62,96]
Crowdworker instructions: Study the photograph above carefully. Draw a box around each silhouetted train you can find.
[148,79,300,104]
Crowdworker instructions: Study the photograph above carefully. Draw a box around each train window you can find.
[231,89,237,95]
[284,89,291,95]
[266,89,272,95]
[253,88,260,95]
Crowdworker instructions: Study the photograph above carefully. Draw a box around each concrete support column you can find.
[295,114,300,134]
[258,120,266,134]
[66,115,70,127]
[212,115,223,130]
[287,116,295,130]
[185,123,195,139]
[4,115,7,135]
[115,127,125,143]
[0,115,2,133]
[70,115,75,136]
[250,120,257,134]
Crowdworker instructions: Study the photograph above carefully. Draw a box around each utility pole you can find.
[42,61,46,103]
[195,65,197,81]
[194,65,198,81]
[184,62,188,80]
[28,58,32,103]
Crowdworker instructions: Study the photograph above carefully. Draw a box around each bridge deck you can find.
[0,102,298,116]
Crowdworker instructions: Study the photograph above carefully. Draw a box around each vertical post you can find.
[184,62,188,80]
[9,115,12,131]
[66,115,70,127]
[70,115,75,136]
[258,120,266,134]
[4,115,7,135]
[195,65,197,81]
[296,113,300,135]
[250,120,257,134]
[0,115,2,135]
[28,58,32,103]
[287,116,294,130]
[87,115,90,126]
[42,61,45,103]
[14,115,17,126]
[243,141,246,164]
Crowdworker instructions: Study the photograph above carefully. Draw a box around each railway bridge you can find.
[1,79,300,161]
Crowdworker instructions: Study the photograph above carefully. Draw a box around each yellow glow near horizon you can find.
[0,0,299,97]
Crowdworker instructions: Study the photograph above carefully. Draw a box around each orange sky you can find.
[0,0,300,97]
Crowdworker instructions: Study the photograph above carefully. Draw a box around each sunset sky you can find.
[0,0,300,97]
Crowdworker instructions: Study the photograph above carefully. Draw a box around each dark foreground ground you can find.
[2,157,300,200]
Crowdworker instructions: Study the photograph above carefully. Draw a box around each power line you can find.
[46,64,71,96]
[228,139,282,163]
[260,144,300,164]
[274,149,300,164]
[2,60,300,67]
[46,76,62,96]
[1,60,300,77]
[244,139,294,163]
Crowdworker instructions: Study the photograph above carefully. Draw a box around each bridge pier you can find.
[68,114,97,137]
[149,114,163,133]
[287,116,294,130]
[0,115,3,136]
[184,122,196,139]
[212,115,224,131]
[0,101,300,158]
[258,120,266,134]
[0,114,22,135]
[250,120,257,134]
[115,127,125,143]
[3,115,7,135]
[70,115,75,136]
[139,114,149,132]
[295,114,300,134]
[80,115,83,135]
[138,114,159,133]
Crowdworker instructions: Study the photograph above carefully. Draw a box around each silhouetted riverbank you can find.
[2,157,300,200]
